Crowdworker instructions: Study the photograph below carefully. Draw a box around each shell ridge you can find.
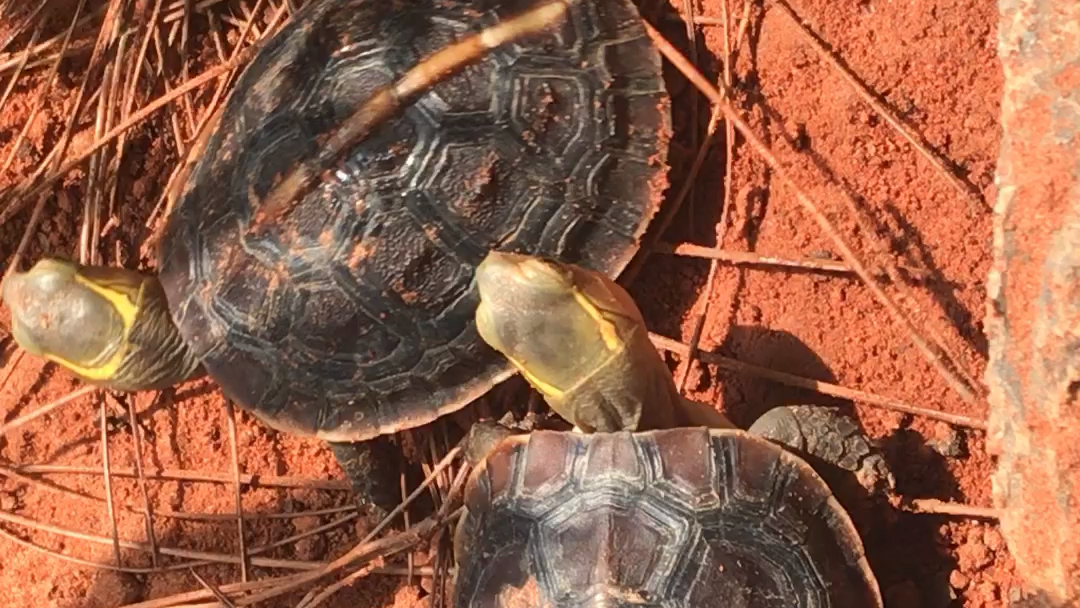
[161,0,670,440]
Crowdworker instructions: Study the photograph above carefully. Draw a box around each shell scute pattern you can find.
[454,429,880,607]
[156,0,669,442]
[582,431,646,491]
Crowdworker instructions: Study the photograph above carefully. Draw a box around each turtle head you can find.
[2,257,203,392]
[474,250,680,432]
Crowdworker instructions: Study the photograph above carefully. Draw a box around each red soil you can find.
[0,0,1028,607]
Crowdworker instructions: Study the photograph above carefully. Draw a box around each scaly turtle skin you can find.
[453,252,884,607]
[473,251,734,433]
[0,0,670,513]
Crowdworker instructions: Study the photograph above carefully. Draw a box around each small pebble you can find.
[0,493,16,511]
[960,534,993,570]
[974,580,1000,603]
[927,423,963,458]
[748,305,763,323]
[949,570,970,589]
[83,571,144,607]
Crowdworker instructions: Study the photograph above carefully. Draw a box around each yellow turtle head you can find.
[2,257,201,391]
[475,251,642,390]
[474,250,676,432]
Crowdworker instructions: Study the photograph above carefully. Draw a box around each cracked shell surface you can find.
[452,428,883,608]
[155,0,671,442]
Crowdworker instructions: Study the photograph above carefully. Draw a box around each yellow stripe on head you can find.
[73,272,141,329]
[42,273,144,382]
[513,359,566,400]
[506,285,625,403]
[571,288,623,352]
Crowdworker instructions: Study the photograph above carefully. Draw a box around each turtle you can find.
[0,0,671,514]
[450,251,887,607]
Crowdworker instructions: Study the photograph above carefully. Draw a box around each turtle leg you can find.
[462,420,521,467]
[746,405,895,497]
[326,437,405,518]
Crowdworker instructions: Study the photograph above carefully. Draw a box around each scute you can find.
[155,0,670,441]
[453,429,882,608]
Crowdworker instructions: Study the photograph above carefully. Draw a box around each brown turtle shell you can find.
[154,0,670,441]
[453,428,883,608]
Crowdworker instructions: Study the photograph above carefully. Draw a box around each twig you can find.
[11,463,352,490]
[295,561,381,608]
[252,512,359,556]
[0,5,45,117]
[679,0,701,233]
[674,264,716,394]
[0,33,266,228]
[0,0,48,55]
[674,0,736,395]
[401,466,413,587]
[904,498,999,519]
[0,462,357,522]
[121,392,161,568]
[99,394,123,567]
[189,569,238,608]
[119,572,315,608]
[654,242,857,274]
[79,0,129,267]
[0,525,167,574]
[296,466,470,608]
[285,450,466,608]
[650,332,988,430]
[0,508,320,570]
[0,385,98,436]
[641,21,980,404]
[223,401,250,582]
[145,0,290,252]
[716,0,741,244]
[248,0,576,235]
[179,0,197,134]
[113,565,436,608]
[358,446,462,549]
[1,501,358,573]
[772,0,986,211]
[4,189,49,283]
[0,350,25,392]
[243,509,461,606]
[622,5,752,283]
[161,0,232,24]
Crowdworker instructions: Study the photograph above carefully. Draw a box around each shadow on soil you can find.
[622,0,728,335]
[709,325,963,608]
[747,87,991,361]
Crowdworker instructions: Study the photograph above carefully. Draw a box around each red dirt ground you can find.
[0,0,1025,607]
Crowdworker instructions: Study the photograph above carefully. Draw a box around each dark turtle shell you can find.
[452,428,883,608]
[156,0,670,441]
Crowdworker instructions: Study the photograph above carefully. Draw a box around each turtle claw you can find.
[747,405,895,497]
[462,420,521,467]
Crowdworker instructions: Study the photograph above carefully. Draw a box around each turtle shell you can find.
[452,428,883,608]
[156,0,671,441]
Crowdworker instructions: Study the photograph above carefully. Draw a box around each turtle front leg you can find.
[326,438,408,520]
[747,405,895,497]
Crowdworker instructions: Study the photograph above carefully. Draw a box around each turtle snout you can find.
[2,270,53,357]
